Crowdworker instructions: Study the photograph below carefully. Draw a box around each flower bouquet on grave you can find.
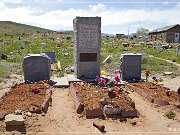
[165,87,171,96]
[152,76,158,85]
[145,70,150,82]
[43,76,49,83]
[30,88,41,94]
[106,79,115,88]
[96,76,109,87]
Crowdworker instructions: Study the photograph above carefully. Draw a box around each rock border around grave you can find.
[41,89,53,113]
[126,83,180,106]
[70,83,84,114]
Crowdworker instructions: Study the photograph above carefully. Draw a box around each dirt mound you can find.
[0,82,49,113]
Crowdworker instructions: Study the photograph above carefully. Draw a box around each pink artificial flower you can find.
[114,76,121,82]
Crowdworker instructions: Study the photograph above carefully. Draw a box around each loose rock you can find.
[99,98,108,106]
[0,112,6,120]
[130,121,137,125]
[26,112,32,117]
[15,109,22,115]
[41,112,45,116]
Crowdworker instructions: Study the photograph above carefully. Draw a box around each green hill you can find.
[0,21,53,35]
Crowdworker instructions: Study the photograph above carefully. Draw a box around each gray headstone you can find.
[42,51,57,63]
[73,17,101,79]
[120,53,142,81]
[23,54,51,82]
[41,43,46,49]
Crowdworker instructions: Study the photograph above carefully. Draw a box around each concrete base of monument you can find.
[66,74,82,83]
[51,76,69,87]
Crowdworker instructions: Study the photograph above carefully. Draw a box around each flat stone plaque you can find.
[79,53,97,62]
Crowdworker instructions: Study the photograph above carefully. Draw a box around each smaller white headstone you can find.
[176,48,179,56]
[41,43,46,49]
[103,55,113,63]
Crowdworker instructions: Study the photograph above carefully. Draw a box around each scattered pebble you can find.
[26,112,32,117]
[41,112,45,116]
[15,109,22,115]
[130,121,137,125]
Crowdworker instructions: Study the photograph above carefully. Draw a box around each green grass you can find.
[141,57,178,73]
[0,21,51,35]
[1,31,180,77]
[144,47,180,63]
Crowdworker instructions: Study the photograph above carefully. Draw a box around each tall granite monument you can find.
[73,17,101,79]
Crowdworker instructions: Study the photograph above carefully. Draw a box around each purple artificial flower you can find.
[95,76,100,82]
[102,78,106,87]
[114,75,121,82]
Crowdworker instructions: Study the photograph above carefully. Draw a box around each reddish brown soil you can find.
[73,82,134,110]
[0,82,49,113]
[130,82,180,104]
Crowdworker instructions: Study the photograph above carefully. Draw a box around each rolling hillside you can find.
[0,21,53,35]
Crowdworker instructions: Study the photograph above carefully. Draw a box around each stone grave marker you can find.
[103,55,113,63]
[41,43,47,49]
[23,54,51,82]
[42,51,57,63]
[120,53,142,81]
[73,17,101,79]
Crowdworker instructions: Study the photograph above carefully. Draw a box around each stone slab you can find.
[66,74,82,83]
[163,72,173,75]
[5,114,24,125]
[52,77,69,87]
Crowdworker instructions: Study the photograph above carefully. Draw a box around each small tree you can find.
[137,27,149,37]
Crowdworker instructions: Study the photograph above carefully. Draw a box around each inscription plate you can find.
[79,53,97,62]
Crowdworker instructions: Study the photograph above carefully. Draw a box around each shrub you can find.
[166,111,176,119]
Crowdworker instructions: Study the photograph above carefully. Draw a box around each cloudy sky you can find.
[0,0,180,34]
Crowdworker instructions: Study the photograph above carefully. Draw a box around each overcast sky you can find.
[0,0,180,34]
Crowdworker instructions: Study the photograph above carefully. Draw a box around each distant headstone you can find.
[122,43,129,47]
[73,17,101,79]
[41,43,46,49]
[120,53,142,81]
[42,51,57,63]
[23,54,51,82]
[56,41,61,48]
[176,47,179,56]
[1,53,8,59]
[103,55,113,63]
[141,49,145,61]
[156,41,161,51]
[66,36,71,40]
[19,45,25,49]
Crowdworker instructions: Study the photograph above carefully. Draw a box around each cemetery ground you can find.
[0,69,180,134]
[0,33,180,134]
